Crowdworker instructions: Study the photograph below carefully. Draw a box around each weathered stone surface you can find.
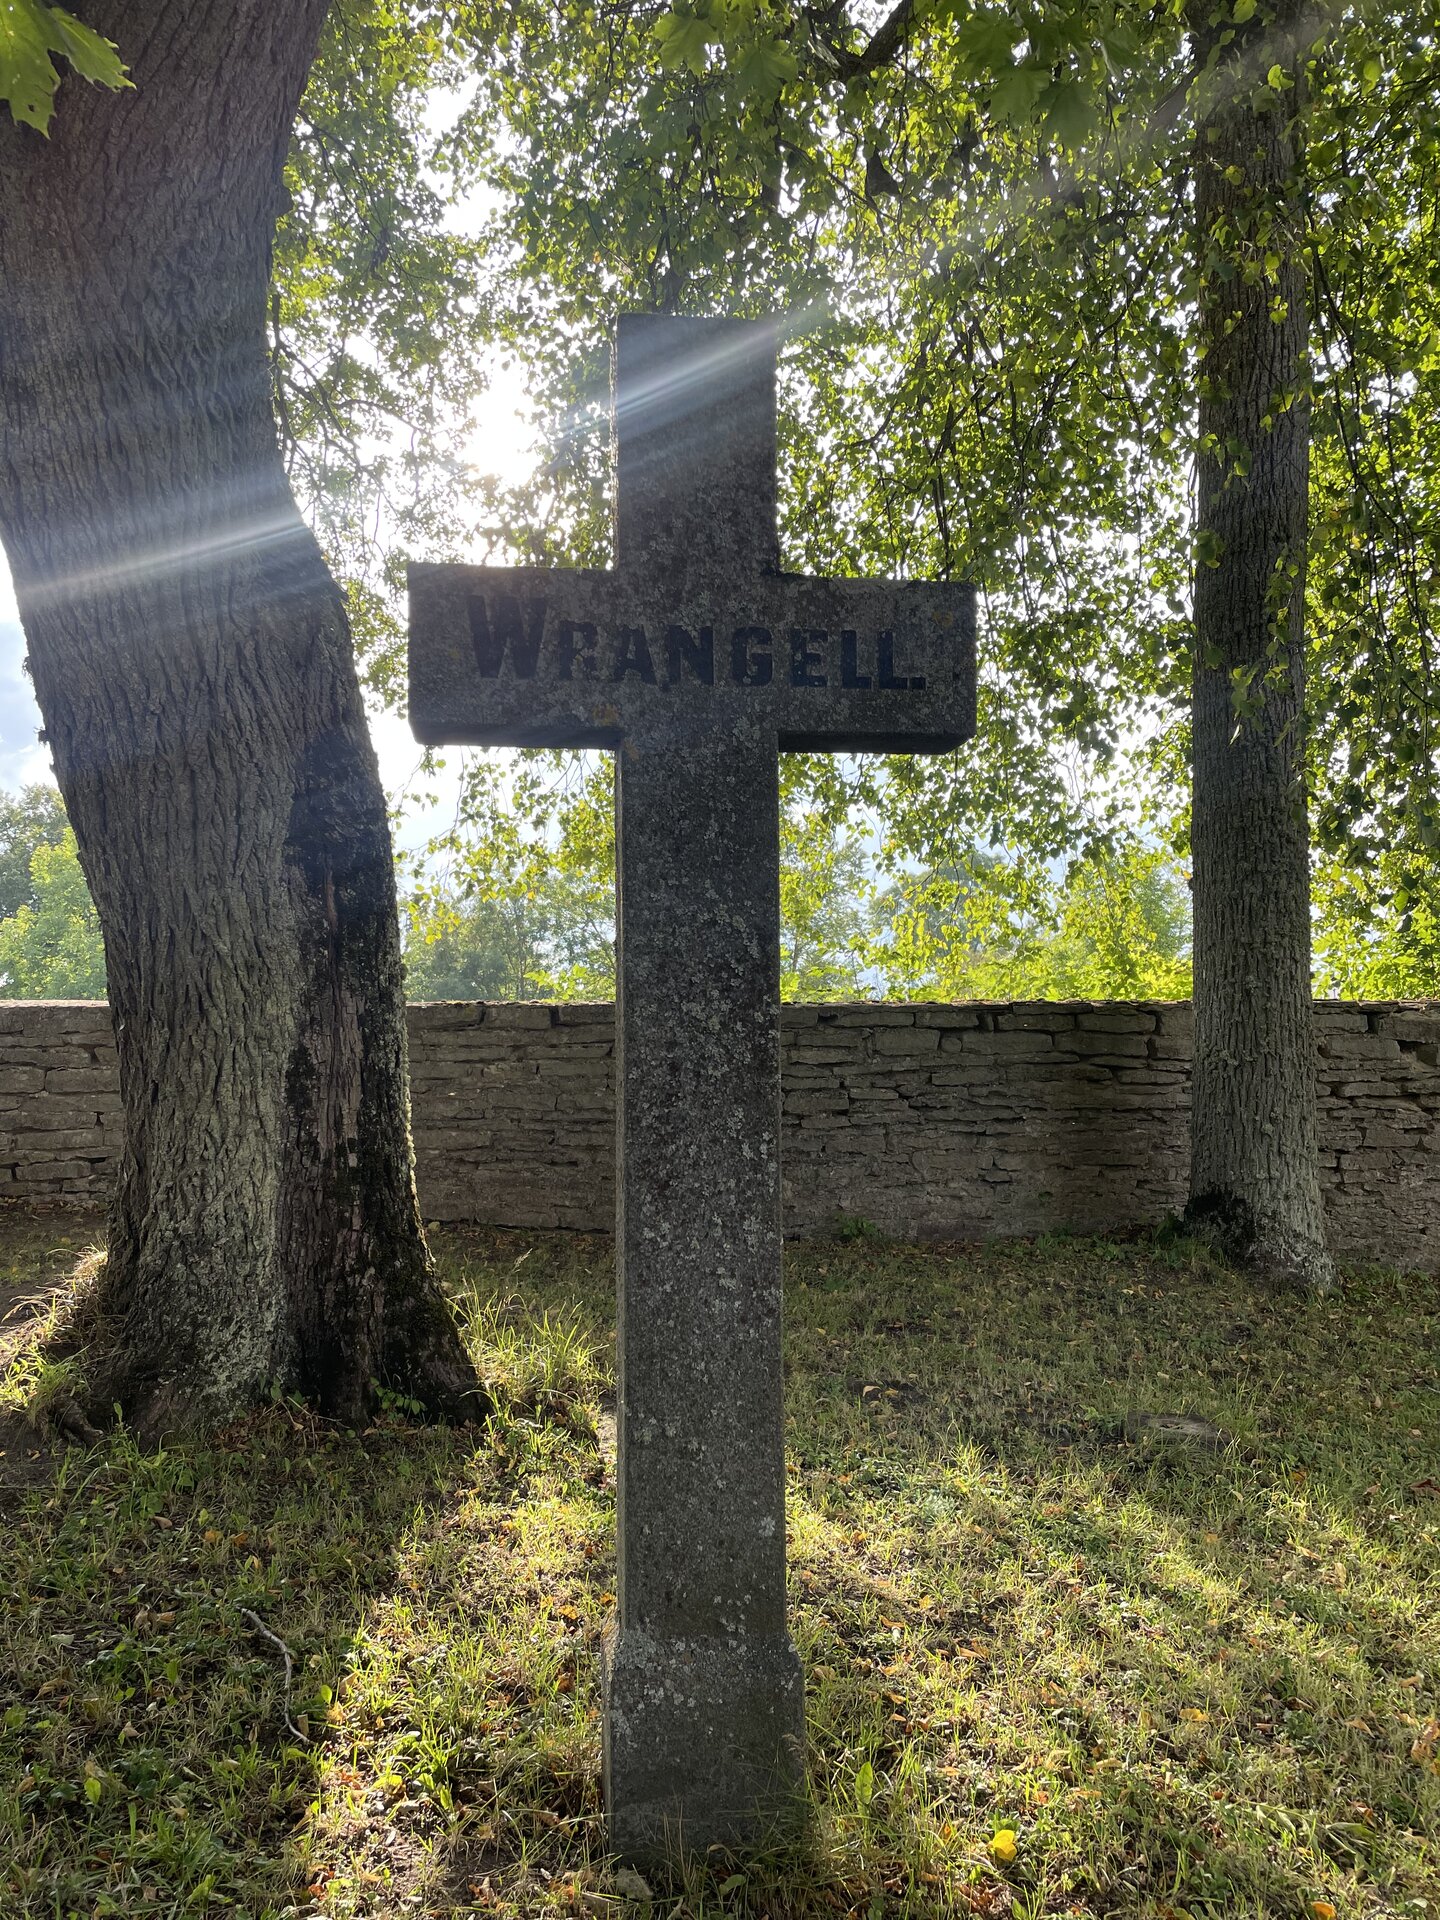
[14,1095,108,1129]
[1319,1033,1404,1060]
[608,719,804,1861]
[14,1158,93,1181]
[0,1002,109,1038]
[407,316,976,1863]
[1066,1030,1151,1057]
[43,1068,116,1094]
[872,1026,941,1054]
[602,1631,806,1861]
[3,1128,109,1153]
[411,560,973,754]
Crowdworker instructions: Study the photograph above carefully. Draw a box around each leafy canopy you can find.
[11,3,1440,992]
[422,0,1440,986]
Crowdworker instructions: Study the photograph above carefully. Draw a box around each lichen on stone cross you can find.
[409,313,976,1864]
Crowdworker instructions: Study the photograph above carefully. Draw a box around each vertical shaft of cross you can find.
[613,723,787,1624]
[408,307,976,1859]
[614,312,780,583]
[602,316,805,1859]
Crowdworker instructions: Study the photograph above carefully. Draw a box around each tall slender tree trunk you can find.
[1184,3,1334,1291]
[0,1,483,1431]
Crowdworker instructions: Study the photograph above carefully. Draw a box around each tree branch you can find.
[810,0,919,81]
[853,0,918,73]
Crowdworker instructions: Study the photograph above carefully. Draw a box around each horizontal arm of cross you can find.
[409,563,976,754]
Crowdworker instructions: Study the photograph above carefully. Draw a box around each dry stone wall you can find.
[0,1002,120,1199]
[3,999,1439,1271]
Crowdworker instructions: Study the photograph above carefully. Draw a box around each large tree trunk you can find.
[1184,4,1335,1291]
[0,1,483,1431]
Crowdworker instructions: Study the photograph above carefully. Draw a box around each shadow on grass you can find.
[780,1230,1440,1914]
[1,1219,1436,1918]
[0,1224,632,1920]
[1,1417,485,1914]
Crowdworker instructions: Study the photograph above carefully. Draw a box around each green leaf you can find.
[652,11,711,75]
[1099,21,1139,73]
[736,35,796,103]
[962,16,1020,75]
[990,64,1047,127]
[0,0,62,129]
[45,7,127,88]
[0,0,129,133]
[1232,0,1257,21]
[1043,79,1096,153]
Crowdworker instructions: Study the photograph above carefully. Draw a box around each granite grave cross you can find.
[409,314,975,1861]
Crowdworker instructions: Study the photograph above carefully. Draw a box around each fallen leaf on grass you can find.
[988,1829,1018,1865]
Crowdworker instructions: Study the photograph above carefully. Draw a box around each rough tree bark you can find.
[0,1,484,1431]
[1185,2,1335,1291]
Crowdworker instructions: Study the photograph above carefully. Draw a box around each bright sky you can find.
[0,365,538,855]
[0,579,48,795]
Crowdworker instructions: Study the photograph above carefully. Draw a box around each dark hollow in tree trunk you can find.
[1184,2,1335,1293]
[0,1,484,1433]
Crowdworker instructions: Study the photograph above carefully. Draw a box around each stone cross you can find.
[409,314,975,1862]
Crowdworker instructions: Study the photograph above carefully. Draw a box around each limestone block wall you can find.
[408,1003,614,1232]
[3,999,1439,1271]
[0,1002,121,1200]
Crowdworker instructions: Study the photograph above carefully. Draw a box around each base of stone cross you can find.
[602,1627,807,1863]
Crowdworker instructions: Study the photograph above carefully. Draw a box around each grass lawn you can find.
[0,1211,1437,1919]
